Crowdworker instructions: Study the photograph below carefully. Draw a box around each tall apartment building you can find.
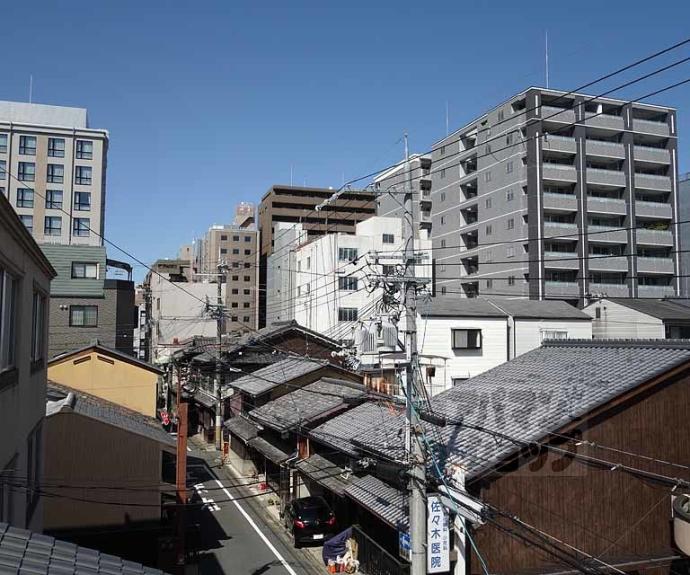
[679,173,690,297]
[0,101,108,246]
[432,87,679,305]
[375,153,433,236]
[258,185,376,326]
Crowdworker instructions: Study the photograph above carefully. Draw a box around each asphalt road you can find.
[185,447,323,575]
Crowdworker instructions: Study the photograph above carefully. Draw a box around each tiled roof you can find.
[247,437,292,464]
[295,454,353,496]
[344,475,408,530]
[419,297,589,320]
[309,402,404,457]
[48,342,163,374]
[192,389,216,409]
[604,298,690,321]
[224,415,258,443]
[350,340,690,481]
[46,383,175,448]
[248,378,367,432]
[224,358,328,398]
[419,298,506,318]
[0,522,167,574]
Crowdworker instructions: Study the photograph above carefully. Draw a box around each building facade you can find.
[431,87,679,304]
[41,244,135,358]
[679,173,690,297]
[0,192,56,531]
[0,101,108,246]
[258,185,376,326]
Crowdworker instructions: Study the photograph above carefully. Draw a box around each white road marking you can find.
[215,478,298,575]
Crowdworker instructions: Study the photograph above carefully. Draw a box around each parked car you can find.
[283,496,337,547]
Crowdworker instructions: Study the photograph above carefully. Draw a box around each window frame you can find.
[18,162,36,182]
[74,165,92,185]
[74,191,91,211]
[16,188,34,208]
[46,164,64,184]
[69,304,99,327]
[45,189,63,210]
[338,276,359,291]
[337,307,358,322]
[72,217,90,237]
[31,291,47,363]
[382,233,395,244]
[451,328,482,350]
[48,138,65,158]
[0,269,18,373]
[338,247,358,262]
[75,140,93,160]
[71,262,99,279]
[19,135,36,156]
[44,216,62,236]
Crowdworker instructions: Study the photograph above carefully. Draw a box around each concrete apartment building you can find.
[0,101,108,246]
[258,185,376,326]
[0,192,56,531]
[679,173,690,297]
[375,153,433,236]
[432,87,679,305]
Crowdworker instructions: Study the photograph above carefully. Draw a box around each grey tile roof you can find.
[348,340,690,481]
[247,437,292,464]
[248,378,367,432]
[309,402,404,457]
[605,298,690,321]
[419,298,506,318]
[344,475,408,529]
[0,522,168,574]
[295,454,354,496]
[225,358,328,398]
[47,383,175,448]
[192,389,216,409]
[224,415,258,443]
[419,297,590,320]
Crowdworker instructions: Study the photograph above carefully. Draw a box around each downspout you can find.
[486,300,514,360]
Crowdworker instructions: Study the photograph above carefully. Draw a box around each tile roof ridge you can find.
[541,338,690,349]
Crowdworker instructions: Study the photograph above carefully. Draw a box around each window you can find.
[70,305,98,327]
[72,218,90,237]
[485,198,492,209]
[304,284,310,294]
[48,138,65,158]
[486,225,492,235]
[382,264,395,275]
[541,330,568,342]
[382,233,394,244]
[440,239,446,248]
[0,160,5,180]
[506,189,514,202]
[506,133,513,145]
[25,421,42,522]
[441,286,447,295]
[231,316,238,322]
[75,166,92,185]
[71,262,98,279]
[441,168,446,179]
[507,218,514,230]
[220,248,227,254]
[220,234,228,241]
[508,276,515,286]
[47,164,64,183]
[45,190,62,209]
[451,329,482,349]
[232,248,239,255]
[440,145,446,156]
[76,140,93,160]
[243,302,250,308]
[16,188,34,208]
[231,302,238,308]
[486,279,493,289]
[0,133,7,153]
[19,215,33,232]
[485,171,491,183]
[439,264,446,272]
[338,307,358,322]
[440,192,446,202]
[498,110,505,122]
[306,256,311,269]
[506,246,515,258]
[232,275,238,281]
[74,191,91,211]
[506,161,513,174]
[244,235,251,242]
[31,291,46,362]
[0,269,18,372]
[440,216,445,225]
[243,316,250,323]
[231,288,238,295]
[18,162,35,181]
[485,144,491,154]
[338,276,358,291]
[244,263,250,268]
[244,249,251,255]
[338,247,358,261]
[19,135,36,156]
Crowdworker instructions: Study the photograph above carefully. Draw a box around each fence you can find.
[352,525,409,575]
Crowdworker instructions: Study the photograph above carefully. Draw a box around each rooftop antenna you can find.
[290,164,294,186]
[545,30,549,89]
[445,100,449,136]
[29,74,33,103]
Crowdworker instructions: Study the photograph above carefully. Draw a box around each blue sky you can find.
[2,1,689,281]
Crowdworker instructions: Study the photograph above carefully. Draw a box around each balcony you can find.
[541,105,576,124]
[543,192,578,212]
[634,118,670,137]
[544,222,578,240]
[634,173,671,192]
[635,228,673,246]
[638,284,675,298]
[543,252,580,270]
[634,146,670,164]
[589,255,628,272]
[586,140,625,159]
[584,112,624,131]
[543,164,578,183]
[589,282,629,297]
[420,211,432,227]
[636,256,674,274]
[635,200,672,220]
[587,196,627,216]
[586,167,626,187]
[587,225,627,243]
[543,135,576,154]
[544,281,580,297]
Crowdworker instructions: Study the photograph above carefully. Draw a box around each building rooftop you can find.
[0,522,167,574]
[295,454,353,496]
[0,100,94,130]
[224,415,259,444]
[603,298,690,322]
[47,382,174,448]
[247,378,367,432]
[48,341,163,375]
[344,475,407,530]
[419,297,590,320]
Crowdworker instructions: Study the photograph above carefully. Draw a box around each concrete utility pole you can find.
[174,361,188,572]
[214,262,227,451]
[402,133,427,575]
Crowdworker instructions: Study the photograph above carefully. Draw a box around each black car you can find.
[283,496,337,547]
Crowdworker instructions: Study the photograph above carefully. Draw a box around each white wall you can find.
[513,319,592,357]
[582,299,665,339]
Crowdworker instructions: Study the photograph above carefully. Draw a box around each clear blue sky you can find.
[2,1,689,281]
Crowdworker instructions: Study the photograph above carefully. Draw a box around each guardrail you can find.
[352,524,409,575]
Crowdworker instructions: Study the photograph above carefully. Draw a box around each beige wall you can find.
[48,350,160,417]
[43,413,163,530]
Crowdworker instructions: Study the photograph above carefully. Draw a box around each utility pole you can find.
[214,262,227,451]
[174,361,188,572]
[402,133,426,575]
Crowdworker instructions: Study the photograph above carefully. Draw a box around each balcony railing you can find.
[635,200,672,220]
[636,256,674,274]
[541,105,576,123]
[634,173,672,192]
[635,228,673,246]
[586,140,625,159]
[586,167,626,187]
[634,145,670,164]
[584,112,624,131]
[634,118,670,137]
[587,196,627,215]
[543,164,578,182]
[589,255,628,272]
[638,284,675,298]
[587,225,628,243]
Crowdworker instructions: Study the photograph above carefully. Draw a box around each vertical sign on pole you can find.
[427,495,450,573]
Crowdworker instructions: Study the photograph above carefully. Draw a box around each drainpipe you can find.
[486,300,514,360]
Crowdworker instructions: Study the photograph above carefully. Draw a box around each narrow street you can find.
[185,446,323,575]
